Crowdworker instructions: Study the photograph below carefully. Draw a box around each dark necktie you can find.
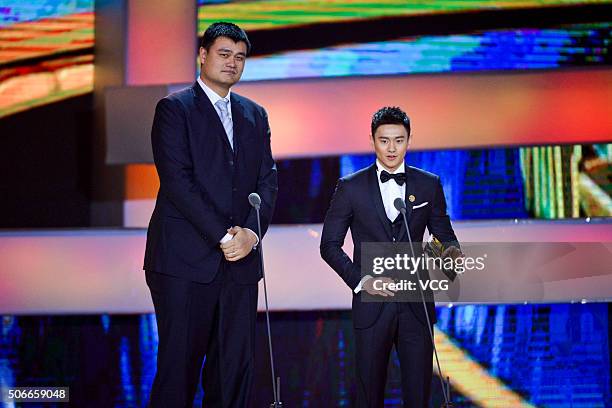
[380,170,406,186]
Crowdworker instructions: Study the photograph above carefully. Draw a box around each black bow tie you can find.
[380,170,406,186]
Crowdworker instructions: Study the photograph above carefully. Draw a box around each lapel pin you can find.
[408,195,416,203]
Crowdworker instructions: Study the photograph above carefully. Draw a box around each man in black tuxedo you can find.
[320,107,460,407]
[143,22,277,407]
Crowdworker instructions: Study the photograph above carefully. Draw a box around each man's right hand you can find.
[363,277,396,297]
[220,226,257,262]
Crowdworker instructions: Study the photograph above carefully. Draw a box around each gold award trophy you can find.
[424,235,459,282]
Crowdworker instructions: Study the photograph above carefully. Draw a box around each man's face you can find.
[199,36,247,92]
[372,124,409,172]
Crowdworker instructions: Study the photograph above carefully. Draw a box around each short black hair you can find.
[200,22,251,55]
[371,106,411,138]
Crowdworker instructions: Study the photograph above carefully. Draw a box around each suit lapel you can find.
[398,167,416,241]
[367,164,394,241]
[191,82,234,153]
[230,94,245,157]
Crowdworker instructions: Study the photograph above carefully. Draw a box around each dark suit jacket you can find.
[320,163,459,329]
[144,82,278,284]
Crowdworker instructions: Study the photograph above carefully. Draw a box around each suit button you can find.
[229,160,234,166]
[232,187,237,192]
[229,216,233,221]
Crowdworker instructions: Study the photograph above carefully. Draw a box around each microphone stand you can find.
[397,201,453,407]
[250,196,282,407]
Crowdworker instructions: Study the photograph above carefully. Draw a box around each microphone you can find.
[394,197,413,220]
[395,197,452,407]
[248,192,281,407]
[394,197,406,214]
[248,192,261,210]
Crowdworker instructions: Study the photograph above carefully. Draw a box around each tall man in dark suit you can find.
[320,107,461,407]
[144,22,277,407]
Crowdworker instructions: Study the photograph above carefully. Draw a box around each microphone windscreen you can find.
[248,192,261,208]
[394,197,406,212]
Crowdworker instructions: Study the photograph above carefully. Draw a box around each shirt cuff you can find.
[354,275,372,294]
[219,233,233,244]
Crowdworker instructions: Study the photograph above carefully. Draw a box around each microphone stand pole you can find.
[252,202,282,407]
[399,205,452,407]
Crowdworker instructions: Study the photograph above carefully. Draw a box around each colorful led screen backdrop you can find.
[0,305,609,406]
[241,23,612,81]
[0,0,94,118]
[198,0,612,32]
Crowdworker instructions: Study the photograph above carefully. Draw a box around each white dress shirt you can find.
[376,160,406,222]
[197,76,232,122]
[196,77,258,247]
[354,160,406,293]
